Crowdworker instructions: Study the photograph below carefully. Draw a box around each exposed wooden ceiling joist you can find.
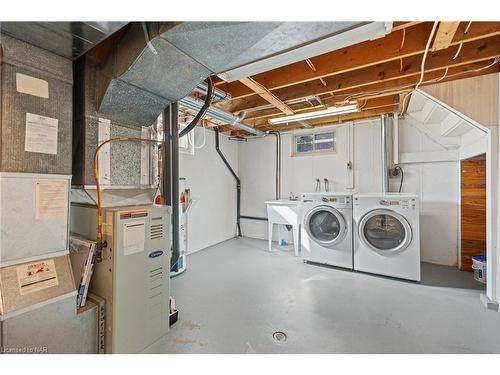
[236,62,499,132]
[223,34,500,113]
[238,77,294,115]
[216,22,500,101]
[432,22,461,51]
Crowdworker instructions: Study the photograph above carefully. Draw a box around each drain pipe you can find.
[269,131,281,200]
[214,127,242,237]
[170,103,181,268]
[381,114,390,193]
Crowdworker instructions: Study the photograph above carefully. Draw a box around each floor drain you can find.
[273,331,287,343]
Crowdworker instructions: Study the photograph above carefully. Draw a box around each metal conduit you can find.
[195,82,231,102]
[180,96,265,137]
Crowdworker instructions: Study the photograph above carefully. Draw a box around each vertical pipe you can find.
[277,132,281,199]
[214,127,242,237]
[269,132,281,200]
[393,95,400,165]
[381,114,389,193]
[171,102,180,268]
[163,106,172,206]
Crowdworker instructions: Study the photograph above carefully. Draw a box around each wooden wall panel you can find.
[460,154,487,271]
[423,73,499,127]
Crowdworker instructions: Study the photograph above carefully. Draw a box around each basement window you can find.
[294,131,335,155]
[179,123,195,155]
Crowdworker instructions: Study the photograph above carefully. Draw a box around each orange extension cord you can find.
[92,137,163,243]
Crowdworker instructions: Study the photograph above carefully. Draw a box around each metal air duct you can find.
[93,21,390,127]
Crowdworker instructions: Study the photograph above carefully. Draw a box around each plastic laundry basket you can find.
[471,255,487,284]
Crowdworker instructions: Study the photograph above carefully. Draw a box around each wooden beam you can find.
[319,62,499,105]
[432,22,461,51]
[392,22,422,31]
[224,63,499,134]
[218,22,500,100]
[238,77,294,115]
[223,35,500,113]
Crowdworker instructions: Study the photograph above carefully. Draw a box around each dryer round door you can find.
[304,205,347,247]
[358,209,412,255]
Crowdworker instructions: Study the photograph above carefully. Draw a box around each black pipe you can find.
[214,127,242,237]
[162,106,172,206]
[170,102,181,268]
[179,77,213,138]
[240,215,268,221]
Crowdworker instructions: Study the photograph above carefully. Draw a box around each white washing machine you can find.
[353,193,420,281]
[300,193,353,269]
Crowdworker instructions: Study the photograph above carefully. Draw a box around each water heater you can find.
[71,204,171,353]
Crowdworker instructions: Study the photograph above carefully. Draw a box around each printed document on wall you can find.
[16,259,59,296]
[25,113,59,155]
[35,179,69,219]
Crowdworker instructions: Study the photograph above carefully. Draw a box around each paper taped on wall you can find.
[25,113,59,155]
[16,73,49,98]
[35,179,69,219]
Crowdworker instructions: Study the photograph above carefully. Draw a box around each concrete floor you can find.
[165,237,500,353]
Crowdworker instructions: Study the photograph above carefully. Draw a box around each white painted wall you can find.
[239,119,383,241]
[179,127,238,254]
[394,117,460,266]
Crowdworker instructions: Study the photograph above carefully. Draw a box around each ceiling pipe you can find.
[180,96,265,136]
[194,82,232,102]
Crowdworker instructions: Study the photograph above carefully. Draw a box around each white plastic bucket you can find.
[471,255,486,284]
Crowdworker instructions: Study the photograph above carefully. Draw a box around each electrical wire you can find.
[400,21,439,113]
[464,21,472,34]
[452,43,463,60]
[394,166,404,193]
[415,21,439,92]
[399,28,406,51]
[435,67,449,82]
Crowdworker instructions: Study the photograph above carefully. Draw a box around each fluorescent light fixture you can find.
[268,104,359,125]
[218,22,392,83]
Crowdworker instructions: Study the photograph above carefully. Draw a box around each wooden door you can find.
[460,154,486,271]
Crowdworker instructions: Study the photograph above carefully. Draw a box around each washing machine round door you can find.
[358,209,412,255]
[304,206,347,246]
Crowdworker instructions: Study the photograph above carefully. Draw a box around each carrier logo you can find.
[149,250,164,258]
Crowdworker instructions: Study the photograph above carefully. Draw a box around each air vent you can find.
[150,222,163,240]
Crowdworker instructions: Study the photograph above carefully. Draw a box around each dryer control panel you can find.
[379,198,416,209]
